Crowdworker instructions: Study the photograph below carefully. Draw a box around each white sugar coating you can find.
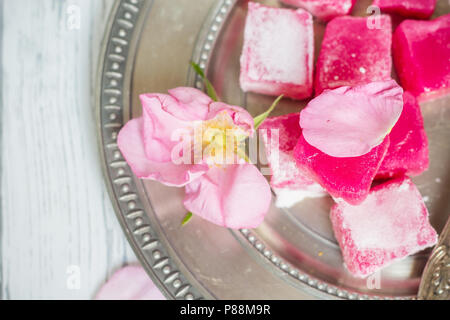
[261,114,318,189]
[244,4,312,85]
[270,149,320,188]
[274,185,326,208]
[280,0,354,21]
[331,177,438,277]
[338,179,428,250]
[259,113,326,207]
[300,0,352,12]
[271,151,326,207]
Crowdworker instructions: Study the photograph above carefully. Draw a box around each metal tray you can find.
[97,0,450,299]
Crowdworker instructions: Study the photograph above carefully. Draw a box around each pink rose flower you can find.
[118,87,271,229]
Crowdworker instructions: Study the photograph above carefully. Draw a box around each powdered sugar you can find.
[260,113,326,207]
[280,0,356,21]
[245,7,308,84]
[274,185,326,208]
[331,177,438,277]
[342,181,419,249]
[240,3,314,99]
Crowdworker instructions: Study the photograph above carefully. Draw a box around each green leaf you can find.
[181,212,193,226]
[190,62,219,102]
[253,95,284,130]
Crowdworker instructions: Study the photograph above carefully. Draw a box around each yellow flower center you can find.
[196,111,249,165]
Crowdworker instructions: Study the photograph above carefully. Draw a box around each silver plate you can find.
[97,0,450,299]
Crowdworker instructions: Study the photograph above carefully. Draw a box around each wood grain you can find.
[1,0,137,299]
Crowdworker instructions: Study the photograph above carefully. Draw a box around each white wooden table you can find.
[1,0,139,299]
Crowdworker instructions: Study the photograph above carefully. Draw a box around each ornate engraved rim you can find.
[98,0,423,300]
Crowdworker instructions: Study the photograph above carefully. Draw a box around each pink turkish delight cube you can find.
[294,134,390,205]
[377,92,429,179]
[393,14,450,102]
[280,0,356,21]
[330,177,438,278]
[240,2,314,100]
[260,113,326,207]
[373,0,436,19]
[315,15,392,95]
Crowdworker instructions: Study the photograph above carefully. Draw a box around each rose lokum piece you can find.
[373,0,436,19]
[280,0,356,21]
[294,81,403,205]
[240,2,314,100]
[393,14,450,102]
[294,134,389,205]
[315,15,392,95]
[330,177,438,278]
[377,92,429,179]
[260,113,326,208]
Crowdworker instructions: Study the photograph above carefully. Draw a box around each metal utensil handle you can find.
[418,218,450,300]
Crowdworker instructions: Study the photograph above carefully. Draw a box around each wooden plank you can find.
[1,0,137,299]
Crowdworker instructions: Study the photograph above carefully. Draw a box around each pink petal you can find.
[140,94,191,163]
[184,164,271,229]
[167,87,212,121]
[95,265,166,300]
[139,89,213,163]
[300,80,403,157]
[118,118,208,187]
[207,102,255,136]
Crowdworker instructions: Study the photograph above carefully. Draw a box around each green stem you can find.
[253,95,284,130]
[190,62,219,102]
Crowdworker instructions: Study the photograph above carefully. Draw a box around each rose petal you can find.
[95,266,166,300]
[140,94,192,163]
[300,80,403,157]
[207,102,255,136]
[184,164,271,229]
[118,118,208,187]
[167,87,212,121]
